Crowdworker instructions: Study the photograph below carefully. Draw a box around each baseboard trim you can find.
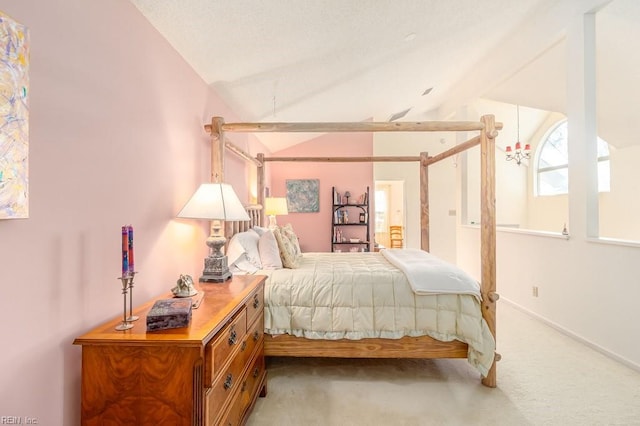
[501,298,640,373]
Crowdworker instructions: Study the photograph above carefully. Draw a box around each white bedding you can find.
[257,251,495,376]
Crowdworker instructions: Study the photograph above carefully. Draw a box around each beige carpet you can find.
[247,302,640,426]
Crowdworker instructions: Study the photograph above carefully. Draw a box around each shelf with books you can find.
[331,186,370,252]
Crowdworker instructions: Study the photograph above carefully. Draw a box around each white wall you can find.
[599,144,640,241]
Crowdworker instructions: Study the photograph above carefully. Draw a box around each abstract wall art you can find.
[286,179,319,213]
[0,11,29,219]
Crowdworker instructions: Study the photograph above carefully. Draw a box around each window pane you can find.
[538,168,568,196]
[539,121,568,169]
[598,160,610,192]
[597,138,609,157]
[536,120,611,197]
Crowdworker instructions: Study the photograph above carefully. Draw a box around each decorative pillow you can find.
[258,230,283,269]
[273,224,301,268]
[279,223,301,255]
[226,230,262,269]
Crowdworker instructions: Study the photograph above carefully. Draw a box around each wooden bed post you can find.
[211,116,232,238]
[211,116,225,183]
[420,152,430,252]
[480,114,498,388]
[257,153,265,227]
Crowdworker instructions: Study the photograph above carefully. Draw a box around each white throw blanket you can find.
[381,248,482,301]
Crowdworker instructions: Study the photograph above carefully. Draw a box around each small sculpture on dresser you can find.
[172,274,198,298]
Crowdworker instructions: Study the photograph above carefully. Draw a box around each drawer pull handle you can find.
[253,296,260,309]
[253,330,260,341]
[241,381,247,392]
[241,341,247,351]
[223,373,233,390]
[253,367,260,378]
[228,330,237,346]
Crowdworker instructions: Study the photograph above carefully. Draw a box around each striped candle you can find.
[127,225,134,274]
[121,226,129,277]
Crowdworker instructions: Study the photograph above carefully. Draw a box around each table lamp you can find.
[177,183,250,282]
[264,197,289,229]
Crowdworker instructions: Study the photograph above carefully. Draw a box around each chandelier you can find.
[506,105,531,165]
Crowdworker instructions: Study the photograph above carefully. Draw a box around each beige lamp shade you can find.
[177,183,249,283]
[177,183,250,221]
[264,197,289,216]
[265,197,288,229]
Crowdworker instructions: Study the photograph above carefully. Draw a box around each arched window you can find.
[536,120,610,196]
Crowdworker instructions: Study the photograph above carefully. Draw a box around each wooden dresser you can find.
[73,275,267,425]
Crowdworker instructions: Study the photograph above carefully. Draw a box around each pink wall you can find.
[0,1,263,423]
[269,133,373,252]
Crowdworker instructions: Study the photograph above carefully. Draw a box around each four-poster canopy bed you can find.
[204,115,501,387]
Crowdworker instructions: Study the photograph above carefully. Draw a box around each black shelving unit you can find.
[331,186,370,252]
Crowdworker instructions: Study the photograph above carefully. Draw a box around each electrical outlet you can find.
[532,286,539,297]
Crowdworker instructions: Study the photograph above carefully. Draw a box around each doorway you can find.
[374,180,405,249]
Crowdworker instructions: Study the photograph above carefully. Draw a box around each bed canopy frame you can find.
[204,115,501,387]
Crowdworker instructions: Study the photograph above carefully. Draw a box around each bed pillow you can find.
[229,252,259,275]
[258,230,283,269]
[280,223,302,255]
[273,224,301,268]
[226,230,262,269]
[252,226,269,236]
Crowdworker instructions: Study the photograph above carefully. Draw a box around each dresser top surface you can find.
[73,275,265,346]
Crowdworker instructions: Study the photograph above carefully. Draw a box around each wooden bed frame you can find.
[205,116,500,387]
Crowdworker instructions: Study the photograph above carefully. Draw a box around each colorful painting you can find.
[0,12,29,219]
[286,179,319,213]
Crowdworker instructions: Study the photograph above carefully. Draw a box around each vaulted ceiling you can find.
[130,0,637,150]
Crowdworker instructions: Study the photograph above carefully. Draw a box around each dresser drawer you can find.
[206,337,253,425]
[243,315,264,364]
[218,349,266,426]
[205,308,247,385]
[239,348,266,411]
[246,283,264,329]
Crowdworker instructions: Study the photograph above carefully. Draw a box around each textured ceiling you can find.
[129,0,636,151]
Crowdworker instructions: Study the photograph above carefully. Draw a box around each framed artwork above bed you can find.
[286,179,319,213]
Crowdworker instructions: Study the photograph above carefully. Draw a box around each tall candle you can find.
[121,226,128,277]
[127,225,134,274]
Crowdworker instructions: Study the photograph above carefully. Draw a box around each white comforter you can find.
[258,251,495,376]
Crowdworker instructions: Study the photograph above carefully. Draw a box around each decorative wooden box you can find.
[146,298,192,331]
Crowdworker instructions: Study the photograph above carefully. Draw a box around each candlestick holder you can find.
[115,275,134,331]
[126,272,139,322]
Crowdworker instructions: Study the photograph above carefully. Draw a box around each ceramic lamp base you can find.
[200,269,232,283]
[199,233,232,283]
[200,254,232,282]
